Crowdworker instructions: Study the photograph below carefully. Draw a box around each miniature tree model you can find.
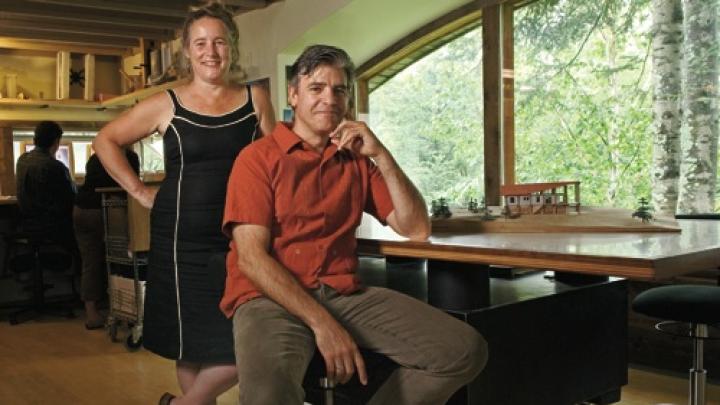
[438,198,452,218]
[478,198,495,221]
[468,197,479,213]
[632,197,654,223]
[431,198,452,219]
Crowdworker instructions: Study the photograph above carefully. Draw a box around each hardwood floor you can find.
[0,315,718,405]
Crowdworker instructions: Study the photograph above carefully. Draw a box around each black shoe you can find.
[158,392,175,405]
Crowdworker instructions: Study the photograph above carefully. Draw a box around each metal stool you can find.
[303,348,397,405]
[632,284,720,405]
[7,235,77,325]
[318,376,335,405]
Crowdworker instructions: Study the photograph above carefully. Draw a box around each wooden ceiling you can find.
[0,0,279,52]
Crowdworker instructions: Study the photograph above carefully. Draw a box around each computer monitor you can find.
[21,141,75,177]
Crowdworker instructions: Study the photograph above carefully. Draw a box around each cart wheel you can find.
[109,322,119,342]
[126,334,142,351]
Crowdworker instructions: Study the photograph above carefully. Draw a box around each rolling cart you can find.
[99,187,152,351]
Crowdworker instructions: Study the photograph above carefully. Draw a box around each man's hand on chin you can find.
[330,120,387,158]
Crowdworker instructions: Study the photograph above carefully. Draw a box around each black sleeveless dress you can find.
[143,87,259,362]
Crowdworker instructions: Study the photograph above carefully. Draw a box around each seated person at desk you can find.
[15,121,77,256]
[74,148,140,329]
[222,44,488,404]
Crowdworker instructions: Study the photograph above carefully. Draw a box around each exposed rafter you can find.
[0,0,280,51]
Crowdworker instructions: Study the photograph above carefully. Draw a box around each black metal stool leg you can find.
[690,323,708,405]
[9,241,76,325]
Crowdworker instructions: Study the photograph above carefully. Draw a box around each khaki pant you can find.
[73,207,106,302]
[232,285,487,405]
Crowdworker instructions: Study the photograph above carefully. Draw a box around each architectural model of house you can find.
[500,181,580,215]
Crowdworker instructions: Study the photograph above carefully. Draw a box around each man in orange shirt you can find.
[222,44,487,404]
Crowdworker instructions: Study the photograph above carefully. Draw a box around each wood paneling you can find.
[483,5,502,205]
[502,4,515,186]
[0,0,278,49]
[356,79,369,116]
[357,2,484,82]
[84,54,95,102]
[56,51,70,100]
[0,126,15,196]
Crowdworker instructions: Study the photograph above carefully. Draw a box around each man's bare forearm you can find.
[237,245,334,330]
[373,151,431,240]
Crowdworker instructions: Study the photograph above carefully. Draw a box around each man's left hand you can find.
[330,120,386,158]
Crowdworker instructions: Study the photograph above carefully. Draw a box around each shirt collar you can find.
[273,122,303,154]
[272,122,340,156]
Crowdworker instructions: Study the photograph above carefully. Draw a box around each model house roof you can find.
[500,181,579,196]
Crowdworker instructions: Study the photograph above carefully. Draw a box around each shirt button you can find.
[295,249,301,254]
[332,250,337,256]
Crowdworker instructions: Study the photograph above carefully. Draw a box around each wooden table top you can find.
[356,216,720,280]
[0,196,17,205]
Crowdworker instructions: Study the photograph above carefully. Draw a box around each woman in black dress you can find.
[93,3,275,404]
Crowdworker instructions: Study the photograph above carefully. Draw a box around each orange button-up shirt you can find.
[220,122,394,318]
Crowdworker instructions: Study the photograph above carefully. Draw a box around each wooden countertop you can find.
[356,216,720,280]
[0,196,17,205]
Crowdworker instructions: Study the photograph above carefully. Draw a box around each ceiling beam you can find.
[224,0,269,9]
[0,37,129,56]
[0,1,183,30]
[23,0,274,16]
[0,26,139,48]
[25,0,189,18]
[0,16,174,40]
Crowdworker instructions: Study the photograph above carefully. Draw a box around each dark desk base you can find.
[356,257,628,405]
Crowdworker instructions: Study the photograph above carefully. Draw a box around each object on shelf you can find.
[119,69,143,93]
[501,181,581,216]
[97,93,119,102]
[147,66,177,86]
[478,198,497,221]
[467,197,479,213]
[632,197,654,223]
[5,74,17,98]
[431,198,452,219]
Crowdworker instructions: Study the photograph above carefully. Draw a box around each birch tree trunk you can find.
[650,0,683,215]
[605,29,621,205]
[677,0,719,214]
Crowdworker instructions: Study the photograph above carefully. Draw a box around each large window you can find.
[515,0,654,209]
[369,0,718,213]
[369,27,484,205]
[12,129,165,181]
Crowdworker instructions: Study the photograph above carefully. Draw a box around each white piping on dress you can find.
[172,90,249,117]
[172,113,256,129]
[168,121,184,359]
[251,120,258,141]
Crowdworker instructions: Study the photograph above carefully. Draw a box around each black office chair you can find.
[7,233,77,325]
[0,208,19,279]
[632,285,720,405]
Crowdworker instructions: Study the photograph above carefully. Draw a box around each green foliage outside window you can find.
[515,0,653,208]
[370,0,717,210]
[369,29,484,205]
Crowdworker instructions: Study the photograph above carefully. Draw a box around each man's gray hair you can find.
[288,44,356,89]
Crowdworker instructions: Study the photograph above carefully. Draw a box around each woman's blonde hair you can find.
[178,1,241,77]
